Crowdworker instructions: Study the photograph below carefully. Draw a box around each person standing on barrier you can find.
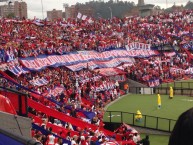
[168,107,193,145]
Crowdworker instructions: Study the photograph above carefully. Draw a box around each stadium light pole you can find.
[108,7,112,19]
[41,0,44,19]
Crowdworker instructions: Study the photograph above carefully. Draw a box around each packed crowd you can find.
[0,10,192,62]
[0,9,193,145]
[1,66,125,144]
[123,48,192,85]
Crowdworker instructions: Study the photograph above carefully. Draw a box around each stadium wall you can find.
[0,111,32,137]
[120,79,148,94]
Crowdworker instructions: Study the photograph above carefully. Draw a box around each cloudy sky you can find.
[0,0,190,19]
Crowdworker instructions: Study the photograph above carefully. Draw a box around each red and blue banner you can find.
[30,77,48,87]
[19,49,158,71]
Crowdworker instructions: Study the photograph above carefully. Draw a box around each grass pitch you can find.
[104,94,193,145]
[104,94,193,131]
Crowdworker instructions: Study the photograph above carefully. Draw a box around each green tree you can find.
[7,13,15,18]
[77,0,135,19]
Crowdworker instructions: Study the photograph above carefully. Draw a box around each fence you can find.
[158,81,193,90]
[105,111,176,132]
[156,81,193,96]
[126,83,193,96]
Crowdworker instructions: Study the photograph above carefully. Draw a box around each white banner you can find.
[126,42,151,51]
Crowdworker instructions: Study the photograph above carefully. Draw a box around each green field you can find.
[158,79,193,88]
[140,134,169,145]
[104,94,193,145]
[104,94,193,144]
[105,94,193,120]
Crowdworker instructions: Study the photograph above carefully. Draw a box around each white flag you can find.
[82,15,87,20]
[77,12,82,19]
[88,18,93,23]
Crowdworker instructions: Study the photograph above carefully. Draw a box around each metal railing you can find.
[156,81,193,96]
[158,81,193,90]
[105,111,176,132]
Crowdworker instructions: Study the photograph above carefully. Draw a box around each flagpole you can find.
[108,7,112,19]
[41,0,44,19]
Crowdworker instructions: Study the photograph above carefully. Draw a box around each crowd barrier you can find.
[156,81,193,96]
[105,111,176,132]
[28,99,115,137]
[0,127,41,145]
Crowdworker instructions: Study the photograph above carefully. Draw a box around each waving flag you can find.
[30,78,48,86]
[57,47,63,55]
[33,19,44,26]
[77,13,82,19]
[82,15,87,20]
[8,65,23,76]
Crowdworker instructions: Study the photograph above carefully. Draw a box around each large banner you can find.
[30,77,48,87]
[20,49,158,71]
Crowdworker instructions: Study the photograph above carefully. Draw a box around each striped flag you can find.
[30,78,48,86]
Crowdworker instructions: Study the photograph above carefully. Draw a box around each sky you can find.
[0,0,190,19]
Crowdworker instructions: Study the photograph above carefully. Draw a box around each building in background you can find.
[64,5,76,19]
[0,1,27,18]
[64,5,94,20]
[14,1,27,18]
[138,0,145,6]
[47,9,63,21]
[139,4,155,17]
[124,0,162,17]
[165,3,184,13]
[0,3,14,17]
